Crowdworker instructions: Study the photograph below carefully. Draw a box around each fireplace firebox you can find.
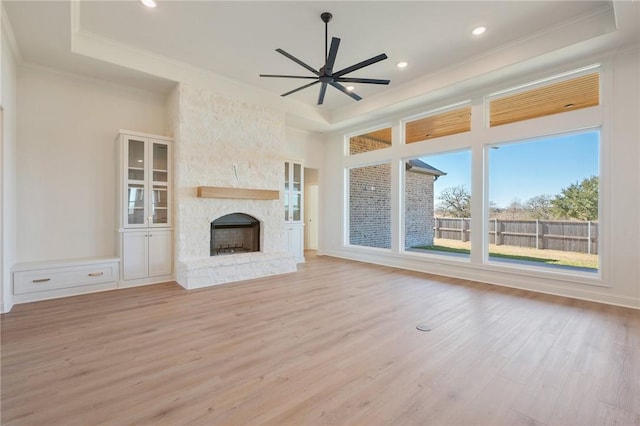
[210,213,260,256]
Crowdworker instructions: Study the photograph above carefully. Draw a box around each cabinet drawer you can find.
[14,263,118,295]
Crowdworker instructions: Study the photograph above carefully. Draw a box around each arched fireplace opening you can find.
[210,213,260,256]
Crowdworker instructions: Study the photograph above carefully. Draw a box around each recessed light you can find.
[346,86,355,92]
[472,26,486,36]
[396,61,408,69]
[140,0,157,8]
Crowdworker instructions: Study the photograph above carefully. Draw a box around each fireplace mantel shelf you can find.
[197,186,280,200]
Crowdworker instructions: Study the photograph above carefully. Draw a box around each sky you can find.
[418,130,599,208]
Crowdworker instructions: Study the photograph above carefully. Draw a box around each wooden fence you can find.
[434,217,598,254]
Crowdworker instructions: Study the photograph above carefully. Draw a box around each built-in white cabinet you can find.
[121,229,172,281]
[117,131,174,286]
[284,161,305,263]
[12,258,120,304]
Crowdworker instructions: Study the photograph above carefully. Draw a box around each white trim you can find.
[118,129,173,142]
[20,61,173,98]
[0,301,13,313]
[1,4,23,64]
[320,250,639,310]
[486,63,601,99]
[400,100,472,125]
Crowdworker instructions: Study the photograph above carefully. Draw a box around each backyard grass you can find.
[412,238,598,270]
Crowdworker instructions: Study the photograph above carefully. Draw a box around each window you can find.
[404,150,472,258]
[487,130,599,272]
[349,163,392,249]
[404,105,471,144]
[349,127,392,155]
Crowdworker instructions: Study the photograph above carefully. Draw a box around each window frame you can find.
[339,64,610,288]
[400,148,473,262]
[483,127,603,278]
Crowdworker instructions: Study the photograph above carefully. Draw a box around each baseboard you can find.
[118,274,175,289]
[322,249,640,310]
[0,301,14,314]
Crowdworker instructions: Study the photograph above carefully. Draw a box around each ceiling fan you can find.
[259,12,390,105]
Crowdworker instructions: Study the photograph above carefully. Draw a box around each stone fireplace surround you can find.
[168,84,297,290]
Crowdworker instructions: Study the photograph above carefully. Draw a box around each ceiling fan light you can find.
[472,26,486,36]
[140,0,157,8]
[346,86,355,91]
[396,61,408,69]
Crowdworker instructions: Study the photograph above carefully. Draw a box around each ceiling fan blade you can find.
[336,77,391,85]
[276,49,320,76]
[260,74,318,79]
[325,37,340,74]
[333,53,388,78]
[281,81,320,97]
[317,83,328,105]
[330,82,362,101]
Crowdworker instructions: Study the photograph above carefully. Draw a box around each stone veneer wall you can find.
[167,84,296,289]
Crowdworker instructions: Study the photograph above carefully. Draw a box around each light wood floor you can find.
[2,253,639,425]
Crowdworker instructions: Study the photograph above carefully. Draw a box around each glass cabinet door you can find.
[151,186,168,224]
[127,139,146,181]
[122,134,171,229]
[126,138,146,226]
[127,184,145,225]
[150,142,169,226]
[152,143,168,183]
[284,161,303,223]
[293,163,302,192]
[292,192,301,221]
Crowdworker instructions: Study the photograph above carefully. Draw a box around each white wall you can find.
[320,48,640,309]
[16,65,167,263]
[1,5,18,313]
[284,127,324,169]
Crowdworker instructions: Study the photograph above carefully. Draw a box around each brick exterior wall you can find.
[349,135,390,154]
[349,136,436,249]
[405,169,436,248]
[350,163,393,248]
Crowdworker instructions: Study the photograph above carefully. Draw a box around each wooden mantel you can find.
[197,186,280,200]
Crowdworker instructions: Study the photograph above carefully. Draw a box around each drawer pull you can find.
[32,278,51,283]
[88,272,104,277]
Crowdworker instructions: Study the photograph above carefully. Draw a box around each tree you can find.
[437,186,470,217]
[502,198,524,220]
[552,176,599,221]
[525,194,554,219]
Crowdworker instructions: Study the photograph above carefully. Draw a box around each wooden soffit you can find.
[405,106,472,144]
[490,72,600,127]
